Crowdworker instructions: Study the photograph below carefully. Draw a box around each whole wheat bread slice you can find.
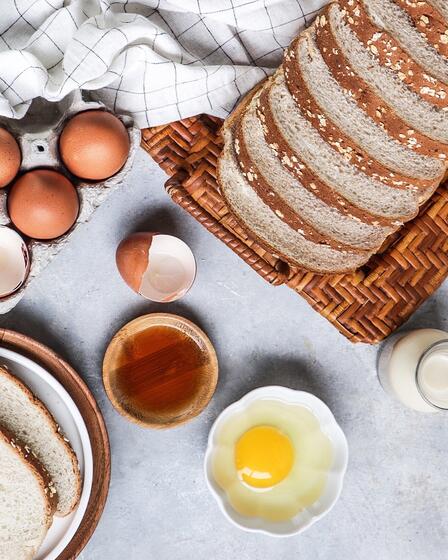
[219,130,372,273]
[0,366,81,516]
[393,0,448,59]
[429,0,448,22]
[255,83,403,225]
[235,90,392,250]
[339,0,448,109]
[288,30,445,183]
[283,42,437,195]
[315,5,448,159]
[362,0,448,83]
[259,69,421,222]
[0,426,57,560]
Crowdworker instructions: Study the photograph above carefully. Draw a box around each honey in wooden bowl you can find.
[103,314,218,428]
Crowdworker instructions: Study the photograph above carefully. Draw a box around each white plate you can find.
[204,386,349,537]
[0,346,93,560]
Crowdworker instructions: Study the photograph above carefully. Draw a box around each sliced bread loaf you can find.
[394,0,448,59]
[257,70,420,220]
[315,4,448,156]
[285,30,445,184]
[0,366,81,516]
[235,90,393,250]
[339,0,448,109]
[217,0,448,274]
[362,0,448,82]
[0,427,56,560]
[219,135,372,273]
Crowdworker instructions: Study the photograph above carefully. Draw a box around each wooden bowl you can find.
[103,313,218,429]
[0,329,110,560]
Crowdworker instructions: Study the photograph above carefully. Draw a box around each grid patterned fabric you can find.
[0,0,326,127]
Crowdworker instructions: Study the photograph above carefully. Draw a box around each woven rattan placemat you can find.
[141,115,448,344]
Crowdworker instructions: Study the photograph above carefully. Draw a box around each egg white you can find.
[211,399,333,522]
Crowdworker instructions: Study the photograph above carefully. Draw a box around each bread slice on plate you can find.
[361,0,448,83]
[315,4,448,159]
[235,90,390,251]
[0,426,57,560]
[0,366,81,516]
[285,30,445,187]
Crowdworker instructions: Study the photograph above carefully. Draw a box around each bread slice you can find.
[235,90,392,251]
[219,139,372,273]
[0,366,81,516]
[285,30,445,186]
[362,0,448,83]
[429,0,448,22]
[315,4,448,158]
[339,0,448,109]
[393,0,448,59]
[283,46,429,198]
[259,69,421,223]
[0,426,56,560]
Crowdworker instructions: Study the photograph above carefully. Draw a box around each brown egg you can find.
[59,110,130,181]
[0,128,21,188]
[8,169,79,240]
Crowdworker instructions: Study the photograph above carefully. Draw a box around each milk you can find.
[378,329,448,412]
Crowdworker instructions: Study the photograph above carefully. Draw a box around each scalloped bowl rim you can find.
[204,386,349,537]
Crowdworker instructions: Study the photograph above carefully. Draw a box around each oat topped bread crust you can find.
[340,0,448,107]
[315,5,448,160]
[393,0,448,59]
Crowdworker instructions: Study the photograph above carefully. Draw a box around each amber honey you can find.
[107,320,216,426]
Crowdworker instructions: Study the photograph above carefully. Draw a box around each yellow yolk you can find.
[235,425,294,489]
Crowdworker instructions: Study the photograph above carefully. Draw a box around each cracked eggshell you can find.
[116,233,196,303]
[0,226,30,298]
[116,232,153,293]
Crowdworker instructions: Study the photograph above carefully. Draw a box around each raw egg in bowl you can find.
[204,386,348,536]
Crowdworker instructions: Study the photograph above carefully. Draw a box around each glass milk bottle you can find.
[378,329,448,412]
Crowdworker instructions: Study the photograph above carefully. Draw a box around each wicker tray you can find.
[141,115,448,344]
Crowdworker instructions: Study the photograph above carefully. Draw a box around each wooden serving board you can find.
[141,115,448,344]
[0,329,110,559]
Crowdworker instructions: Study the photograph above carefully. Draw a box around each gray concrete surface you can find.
[1,148,447,560]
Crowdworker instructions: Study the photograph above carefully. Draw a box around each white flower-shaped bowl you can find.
[204,386,349,537]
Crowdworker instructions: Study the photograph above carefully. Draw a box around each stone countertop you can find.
[1,149,447,560]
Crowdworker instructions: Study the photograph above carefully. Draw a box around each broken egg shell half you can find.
[0,226,30,299]
[116,233,196,303]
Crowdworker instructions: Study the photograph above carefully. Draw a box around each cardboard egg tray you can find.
[0,91,141,314]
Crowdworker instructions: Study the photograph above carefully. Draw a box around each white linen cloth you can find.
[0,0,326,128]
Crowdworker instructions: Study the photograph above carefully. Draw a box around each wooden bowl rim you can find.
[0,328,111,560]
[102,313,219,429]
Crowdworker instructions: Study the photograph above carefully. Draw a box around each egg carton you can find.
[0,91,141,314]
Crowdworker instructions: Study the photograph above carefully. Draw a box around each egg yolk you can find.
[235,425,294,489]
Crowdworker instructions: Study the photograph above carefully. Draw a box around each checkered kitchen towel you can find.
[0,0,326,128]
